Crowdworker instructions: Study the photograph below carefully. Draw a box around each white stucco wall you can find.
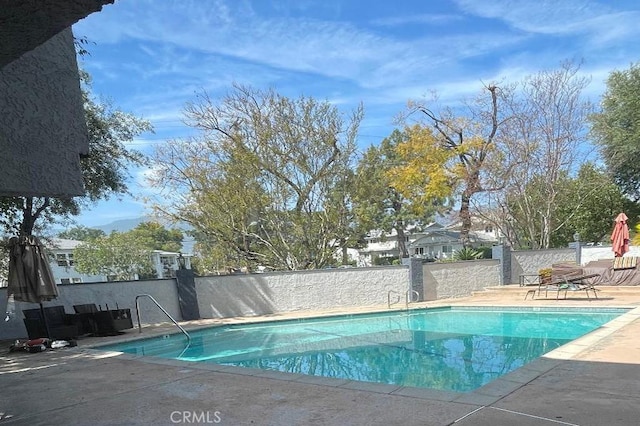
[1,268,410,339]
[510,249,576,283]
[422,259,500,300]
[0,262,507,340]
[581,245,640,265]
[504,246,640,284]
[195,267,409,318]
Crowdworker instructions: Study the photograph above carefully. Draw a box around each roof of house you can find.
[49,238,83,250]
[48,239,191,256]
[366,222,445,239]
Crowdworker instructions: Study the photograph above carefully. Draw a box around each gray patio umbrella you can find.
[7,235,59,338]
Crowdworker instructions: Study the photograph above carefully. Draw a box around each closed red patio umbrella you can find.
[611,213,630,257]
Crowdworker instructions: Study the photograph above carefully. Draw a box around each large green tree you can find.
[590,62,640,201]
[0,71,152,238]
[72,222,183,280]
[354,129,444,258]
[149,84,362,271]
[552,163,637,246]
[129,221,184,252]
[73,231,155,281]
[507,163,635,248]
[325,167,365,266]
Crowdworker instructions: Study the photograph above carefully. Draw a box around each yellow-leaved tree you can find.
[386,124,457,216]
[392,85,503,246]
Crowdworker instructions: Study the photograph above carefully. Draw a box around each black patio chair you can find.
[23,306,80,340]
[73,304,133,336]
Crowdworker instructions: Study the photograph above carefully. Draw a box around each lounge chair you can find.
[562,274,600,299]
[524,274,600,300]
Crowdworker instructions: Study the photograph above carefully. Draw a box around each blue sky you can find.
[71,0,640,228]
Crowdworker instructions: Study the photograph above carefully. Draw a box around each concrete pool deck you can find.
[2,286,640,425]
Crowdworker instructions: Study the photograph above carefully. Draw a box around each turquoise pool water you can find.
[98,307,628,392]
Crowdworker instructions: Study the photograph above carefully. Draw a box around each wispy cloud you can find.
[76,1,517,92]
[75,0,640,132]
[452,0,640,44]
[371,14,463,27]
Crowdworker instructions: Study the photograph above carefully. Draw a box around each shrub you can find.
[373,256,398,266]
[453,247,483,261]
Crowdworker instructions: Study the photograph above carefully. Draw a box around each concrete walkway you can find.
[2,286,640,425]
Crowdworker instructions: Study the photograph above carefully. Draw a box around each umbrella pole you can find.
[39,303,52,339]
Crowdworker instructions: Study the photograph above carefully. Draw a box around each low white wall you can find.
[510,249,575,283]
[581,245,640,265]
[1,279,180,340]
[1,268,409,339]
[6,246,638,341]
[422,259,500,300]
[196,267,409,318]
[507,246,640,283]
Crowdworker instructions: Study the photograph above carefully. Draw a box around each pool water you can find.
[98,307,628,393]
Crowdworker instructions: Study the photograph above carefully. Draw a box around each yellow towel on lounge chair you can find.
[612,256,637,270]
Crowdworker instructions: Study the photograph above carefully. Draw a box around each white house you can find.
[149,250,192,279]
[48,238,192,284]
[358,221,499,266]
[49,239,107,284]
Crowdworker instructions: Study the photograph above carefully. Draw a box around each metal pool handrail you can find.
[135,294,191,343]
[406,289,419,309]
[387,290,401,309]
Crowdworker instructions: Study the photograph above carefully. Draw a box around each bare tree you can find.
[496,61,593,248]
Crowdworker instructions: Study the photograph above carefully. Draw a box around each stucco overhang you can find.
[0,0,114,197]
[0,0,114,68]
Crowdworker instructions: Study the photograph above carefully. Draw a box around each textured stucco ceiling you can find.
[0,0,115,68]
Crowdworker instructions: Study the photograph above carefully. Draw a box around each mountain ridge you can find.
[93,216,152,233]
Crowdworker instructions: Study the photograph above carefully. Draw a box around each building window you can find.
[56,253,74,267]
[442,245,452,253]
[415,247,424,255]
[485,225,493,233]
[56,253,68,266]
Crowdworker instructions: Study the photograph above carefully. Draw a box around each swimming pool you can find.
[98,307,628,393]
